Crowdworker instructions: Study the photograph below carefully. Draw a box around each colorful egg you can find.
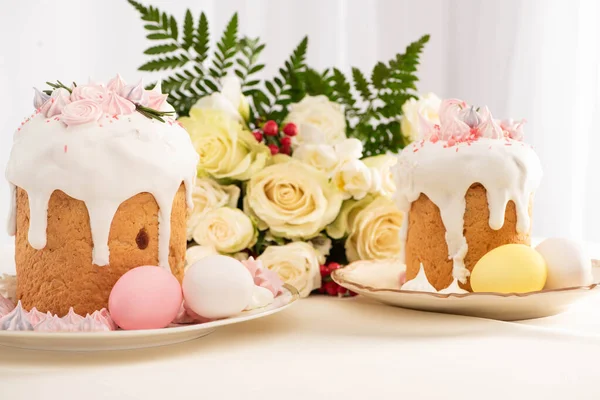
[183,255,254,319]
[470,244,547,293]
[108,266,182,330]
[535,238,593,289]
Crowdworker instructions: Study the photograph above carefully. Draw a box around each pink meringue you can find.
[71,84,108,102]
[107,74,127,93]
[27,307,48,326]
[34,315,70,332]
[438,99,470,139]
[60,99,103,126]
[120,80,149,105]
[0,294,15,317]
[61,307,85,326]
[0,301,33,331]
[242,258,285,296]
[79,315,111,332]
[91,309,117,330]
[102,91,135,115]
[147,81,168,110]
[40,88,71,118]
[500,118,526,140]
[477,107,503,139]
[33,87,50,109]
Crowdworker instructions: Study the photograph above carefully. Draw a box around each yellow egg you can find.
[470,244,547,293]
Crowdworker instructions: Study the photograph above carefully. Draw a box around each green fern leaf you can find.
[143,44,179,55]
[182,10,194,50]
[127,0,148,15]
[194,12,210,61]
[169,16,178,40]
[371,62,390,90]
[210,13,239,80]
[352,68,371,102]
[139,54,190,71]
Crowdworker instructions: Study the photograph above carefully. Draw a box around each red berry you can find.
[337,286,348,295]
[263,120,279,136]
[283,123,298,137]
[324,281,338,296]
[318,286,326,294]
[280,145,291,155]
[320,265,329,276]
[268,144,279,155]
[328,262,341,272]
[349,291,358,297]
[253,131,263,142]
[280,136,292,147]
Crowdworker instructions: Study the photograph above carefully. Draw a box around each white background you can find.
[0,0,599,247]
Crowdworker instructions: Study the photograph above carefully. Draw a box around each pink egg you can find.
[109,266,182,330]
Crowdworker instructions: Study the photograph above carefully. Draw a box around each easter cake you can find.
[395,99,543,293]
[5,76,199,316]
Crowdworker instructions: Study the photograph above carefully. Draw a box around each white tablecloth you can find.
[1,245,600,400]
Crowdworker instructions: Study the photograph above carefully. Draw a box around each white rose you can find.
[192,74,249,122]
[187,178,240,240]
[334,138,363,162]
[245,161,344,239]
[362,154,397,197]
[345,196,404,262]
[192,207,257,254]
[292,144,338,176]
[333,159,374,200]
[258,242,322,297]
[401,93,442,142]
[185,245,219,272]
[285,95,346,145]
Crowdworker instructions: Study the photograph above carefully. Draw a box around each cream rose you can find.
[192,74,249,123]
[180,108,270,181]
[362,154,397,197]
[185,245,219,272]
[245,161,344,239]
[401,93,442,142]
[192,207,257,254]
[285,95,346,145]
[345,196,404,262]
[333,159,374,200]
[187,178,240,240]
[258,242,321,297]
[292,144,338,176]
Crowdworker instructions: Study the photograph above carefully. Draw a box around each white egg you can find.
[535,238,593,290]
[183,255,254,319]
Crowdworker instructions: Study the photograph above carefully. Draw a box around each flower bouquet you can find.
[129,1,430,297]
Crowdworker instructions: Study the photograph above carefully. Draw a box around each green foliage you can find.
[129,1,429,154]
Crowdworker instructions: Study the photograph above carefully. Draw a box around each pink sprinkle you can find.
[54,117,59,121]
[168,121,173,126]
[46,120,50,123]
[64,145,68,153]
[455,147,459,152]
[447,138,456,146]
[489,145,492,149]
[113,115,119,120]
[505,143,512,146]
[413,148,419,153]
[176,121,184,128]
[17,128,21,132]
[109,120,113,123]
[99,124,103,128]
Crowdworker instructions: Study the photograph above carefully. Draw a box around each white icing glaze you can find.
[401,264,468,294]
[6,110,198,268]
[395,137,542,283]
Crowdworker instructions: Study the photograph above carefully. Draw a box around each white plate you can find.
[332,260,600,321]
[0,285,299,351]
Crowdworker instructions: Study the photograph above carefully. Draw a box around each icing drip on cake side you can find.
[6,84,199,269]
[395,138,542,284]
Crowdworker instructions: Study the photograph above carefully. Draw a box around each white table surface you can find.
[1,243,600,400]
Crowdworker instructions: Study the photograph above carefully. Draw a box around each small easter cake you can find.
[395,99,543,293]
[5,76,199,316]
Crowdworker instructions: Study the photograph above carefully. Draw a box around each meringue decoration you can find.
[27,307,48,326]
[120,80,148,105]
[147,80,168,110]
[71,84,108,102]
[242,257,284,296]
[40,88,71,118]
[62,307,85,326]
[477,107,503,139]
[34,315,69,332]
[107,73,127,93]
[102,91,136,115]
[33,87,50,109]
[0,294,15,317]
[79,315,111,332]
[0,301,33,331]
[108,266,182,330]
[60,99,103,126]
[91,308,117,330]
[183,255,254,319]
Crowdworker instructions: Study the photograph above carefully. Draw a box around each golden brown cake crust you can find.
[405,184,531,291]
[15,185,187,316]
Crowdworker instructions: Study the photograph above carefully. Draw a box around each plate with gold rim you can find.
[332,260,600,321]
[0,284,299,352]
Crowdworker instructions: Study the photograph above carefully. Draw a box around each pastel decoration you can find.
[535,238,593,290]
[61,307,84,326]
[40,88,71,118]
[0,301,33,331]
[108,266,182,330]
[27,307,48,326]
[34,315,69,332]
[102,91,136,115]
[183,255,254,319]
[33,87,50,109]
[470,244,547,293]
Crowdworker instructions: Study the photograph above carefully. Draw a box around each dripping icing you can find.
[395,138,542,283]
[6,110,198,269]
